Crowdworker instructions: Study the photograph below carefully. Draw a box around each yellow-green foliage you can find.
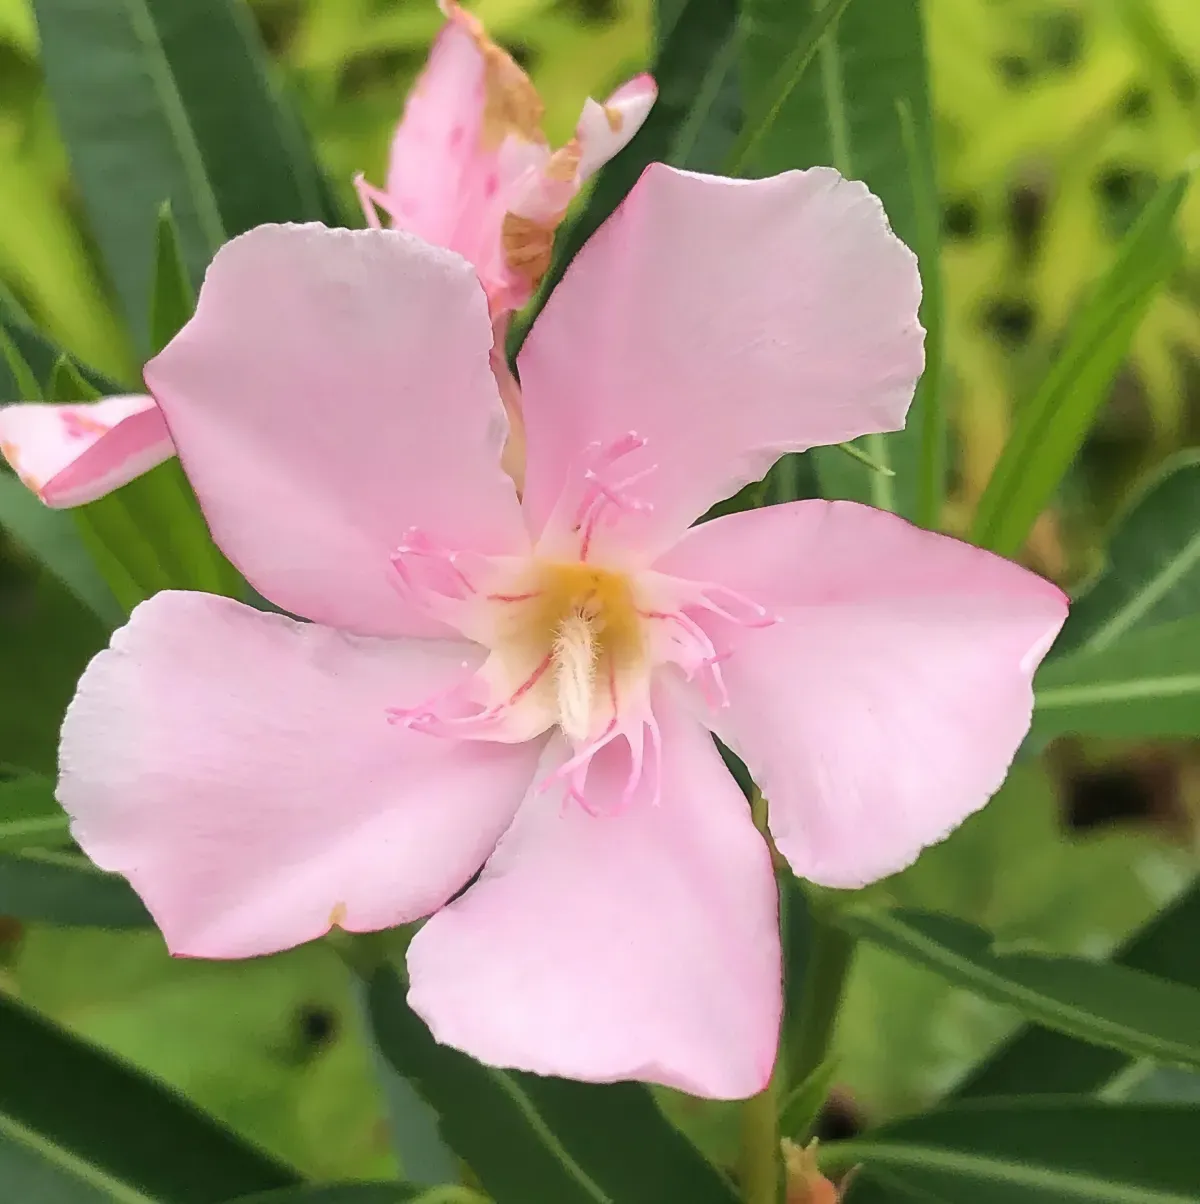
[928,0,1199,549]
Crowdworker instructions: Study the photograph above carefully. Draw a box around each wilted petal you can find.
[360,0,545,308]
[59,591,544,958]
[144,224,527,639]
[575,74,657,181]
[407,689,780,1099]
[0,395,172,507]
[656,501,1068,887]
[518,165,924,558]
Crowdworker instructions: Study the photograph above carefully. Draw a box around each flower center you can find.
[522,561,644,743]
[382,434,780,813]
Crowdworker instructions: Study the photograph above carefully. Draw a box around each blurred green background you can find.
[1,0,1198,1180]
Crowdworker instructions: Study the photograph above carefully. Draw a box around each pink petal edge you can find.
[0,396,172,508]
[518,164,925,560]
[407,686,781,1100]
[144,223,527,640]
[657,500,1068,887]
[58,591,545,959]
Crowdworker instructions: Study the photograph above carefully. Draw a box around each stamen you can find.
[696,583,780,629]
[552,611,599,742]
[391,528,479,599]
[538,432,658,560]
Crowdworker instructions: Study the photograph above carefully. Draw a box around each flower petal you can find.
[503,73,658,226]
[407,689,780,1099]
[576,74,657,181]
[518,165,924,557]
[656,501,1068,887]
[0,396,172,507]
[58,591,544,958]
[359,0,546,310]
[144,224,527,638]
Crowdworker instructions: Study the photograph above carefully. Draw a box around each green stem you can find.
[740,787,782,1202]
[785,895,857,1093]
[739,1076,780,1204]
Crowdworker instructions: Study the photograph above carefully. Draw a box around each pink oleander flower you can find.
[0,0,653,508]
[355,0,656,316]
[58,164,1067,1100]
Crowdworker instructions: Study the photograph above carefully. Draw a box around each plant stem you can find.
[739,1075,780,1204]
[784,893,857,1095]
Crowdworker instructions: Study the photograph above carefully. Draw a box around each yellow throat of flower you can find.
[525,562,645,743]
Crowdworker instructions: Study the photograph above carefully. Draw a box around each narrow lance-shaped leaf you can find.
[1053,450,1200,658]
[0,991,300,1203]
[0,473,121,624]
[0,544,109,774]
[723,0,854,175]
[367,965,740,1204]
[229,1189,467,1204]
[0,294,124,399]
[957,881,1200,1099]
[73,454,244,615]
[0,324,41,402]
[0,772,70,852]
[738,0,936,518]
[30,0,335,352]
[970,173,1190,557]
[835,908,1200,1071]
[1032,616,1200,741]
[0,849,152,928]
[151,202,196,355]
[830,1099,1200,1204]
[48,354,104,404]
[897,99,945,531]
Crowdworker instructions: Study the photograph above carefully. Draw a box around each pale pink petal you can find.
[380,7,490,250]
[518,165,924,558]
[407,689,780,1099]
[656,501,1068,887]
[58,591,544,959]
[0,396,172,508]
[144,224,527,639]
[503,74,657,225]
[364,0,545,308]
[576,74,657,181]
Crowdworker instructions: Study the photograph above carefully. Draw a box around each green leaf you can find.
[1032,616,1200,741]
[0,548,109,773]
[367,966,739,1204]
[738,0,937,518]
[957,882,1200,1100]
[896,98,946,532]
[0,850,152,927]
[724,0,854,175]
[1054,451,1200,658]
[151,202,196,355]
[0,990,300,1202]
[229,1190,490,1204]
[779,1058,838,1144]
[30,0,334,351]
[836,908,1200,1071]
[970,173,1189,557]
[0,300,124,402]
[0,323,41,401]
[830,1099,1200,1203]
[49,354,104,403]
[74,456,243,614]
[0,771,70,851]
[349,975,459,1185]
[0,474,122,624]
[509,0,737,360]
